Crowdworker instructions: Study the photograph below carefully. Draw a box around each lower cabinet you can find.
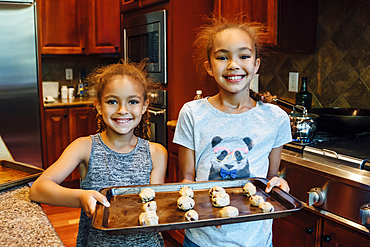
[273,207,370,247]
[44,106,97,182]
[273,208,321,247]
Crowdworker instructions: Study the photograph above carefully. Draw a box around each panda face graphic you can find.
[208,136,254,180]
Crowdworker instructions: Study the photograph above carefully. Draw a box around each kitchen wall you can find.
[258,0,370,109]
[41,56,121,94]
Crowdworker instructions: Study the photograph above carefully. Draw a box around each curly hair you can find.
[193,15,273,102]
[87,59,159,140]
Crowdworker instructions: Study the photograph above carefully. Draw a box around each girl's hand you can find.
[79,190,110,218]
[265,177,290,193]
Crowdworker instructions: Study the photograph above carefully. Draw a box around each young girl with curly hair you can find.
[30,60,167,247]
[173,17,291,247]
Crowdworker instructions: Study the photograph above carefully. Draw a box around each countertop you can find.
[0,184,65,246]
[43,96,95,108]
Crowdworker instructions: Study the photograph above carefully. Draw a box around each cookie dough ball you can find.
[139,188,155,203]
[179,185,194,198]
[209,186,226,197]
[259,202,274,213]
[177,196,195,211]
[184,209,199,221]
[142,201,157,212]
[212,193,230,207]
[219,206,239,218]
[249,195,264,207]
[243,182,257,197]
[139,211,159,226]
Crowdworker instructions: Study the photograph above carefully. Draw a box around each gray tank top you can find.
[76,133,164,247]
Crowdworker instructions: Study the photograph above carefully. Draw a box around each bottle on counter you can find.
[68,86,74,99]
[295,77,312,109]
[61,85,68,99]
[194,90,203,100]
[77,71,84,97]
[81,70,88,97]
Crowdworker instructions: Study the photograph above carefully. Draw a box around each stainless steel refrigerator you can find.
[0,0,42,168]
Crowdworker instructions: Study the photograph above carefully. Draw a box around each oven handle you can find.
[148,109,166,115]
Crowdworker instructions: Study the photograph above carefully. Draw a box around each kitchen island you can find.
[0,137,64,246]
[0,184,65,246]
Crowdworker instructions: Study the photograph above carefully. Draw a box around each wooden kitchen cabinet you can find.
[39,0,120,55]
[273,207,370,247]
[214,0,318,53]
[44,106,97,181]
[321,219,370,247]
[273,208,322,247]
[166,125,179,183]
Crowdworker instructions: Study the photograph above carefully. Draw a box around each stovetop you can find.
[284,131,370,171]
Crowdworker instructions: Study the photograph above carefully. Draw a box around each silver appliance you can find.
[148,89,167,148]
[277,131,370,242]
[122,10,167,84]
[0,0,42,168]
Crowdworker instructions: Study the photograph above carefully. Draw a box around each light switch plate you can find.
[289,72,299,92]
[66,68,73,80]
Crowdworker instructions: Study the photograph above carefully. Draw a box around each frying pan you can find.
[309,108,370,135]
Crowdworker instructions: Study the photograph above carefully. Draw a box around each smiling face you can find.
[204,28,260,95]
[95,75,148,136]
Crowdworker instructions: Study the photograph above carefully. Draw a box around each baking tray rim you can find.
[92,178,303,234]
[0,159,44,191]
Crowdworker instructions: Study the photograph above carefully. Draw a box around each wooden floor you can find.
[41,203,182,247]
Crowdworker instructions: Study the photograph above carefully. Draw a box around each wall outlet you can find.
[250,74,259,93]
[66,68,73,80]
[289,72,299,92]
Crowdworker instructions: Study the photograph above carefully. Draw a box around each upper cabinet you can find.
[39,0,121,55]
[121,0,168,13]
[214,0,318,53]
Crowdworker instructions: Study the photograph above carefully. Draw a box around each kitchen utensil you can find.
[273,98,319,143]
[309,108,370,135]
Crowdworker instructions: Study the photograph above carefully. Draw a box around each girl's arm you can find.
[178,145,196,183]
[29,137,110,217]
[265,146,290,193]
[149,142,168,184]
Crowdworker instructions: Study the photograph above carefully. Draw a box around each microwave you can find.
[122,10,167,84]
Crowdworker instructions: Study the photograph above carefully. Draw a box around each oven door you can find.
[148,106,167,148]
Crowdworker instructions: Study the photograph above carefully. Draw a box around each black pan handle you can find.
[273,98,306,113]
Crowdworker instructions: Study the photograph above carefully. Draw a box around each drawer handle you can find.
[305,227,314,235]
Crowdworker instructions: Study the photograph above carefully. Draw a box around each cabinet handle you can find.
[115,46,119,50]
[323,235,332,243]
[82,47,85,52]
[64,113,68,118]
[305,227,314,235]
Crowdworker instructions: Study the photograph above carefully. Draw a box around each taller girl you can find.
[174,18,292,247]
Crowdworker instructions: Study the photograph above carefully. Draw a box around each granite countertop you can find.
[0,185,65,246]
[43,96,95,108]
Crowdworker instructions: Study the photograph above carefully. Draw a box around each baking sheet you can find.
[92,178,303,235]
[0,160,44,191]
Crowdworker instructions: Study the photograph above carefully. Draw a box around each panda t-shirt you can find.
[173,98,291,247]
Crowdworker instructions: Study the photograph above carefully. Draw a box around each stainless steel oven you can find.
[148,89,167,148]
[122,10,167,84]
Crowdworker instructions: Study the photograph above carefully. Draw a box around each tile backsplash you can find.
[258,0,370,109]
[41,56,121,97]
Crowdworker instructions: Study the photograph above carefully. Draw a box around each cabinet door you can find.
[213,0,278,45]
[87,0,121,54]
[44,108,70,167]
[39,0,86,54]
[321,219,370,247]
[69,107,98,142]
[273,208,321,247]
